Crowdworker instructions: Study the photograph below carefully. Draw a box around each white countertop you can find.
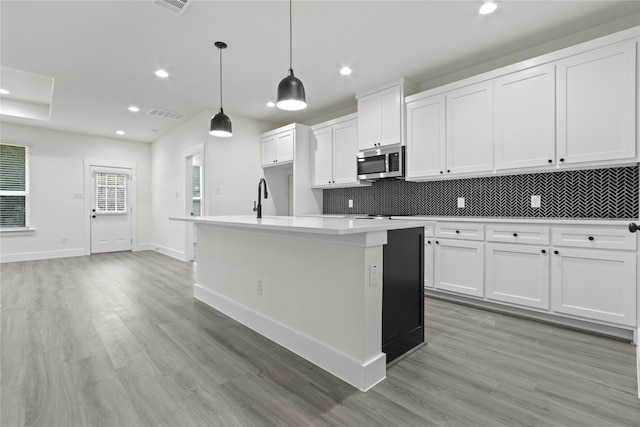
[315,215,635,227]
[170,215,433,235]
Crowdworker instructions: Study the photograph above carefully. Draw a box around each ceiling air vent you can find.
[153,0,192,15]
[147,108,185,120]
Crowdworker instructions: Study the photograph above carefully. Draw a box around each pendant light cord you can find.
[289,0,292,70]
[219,46,223,108]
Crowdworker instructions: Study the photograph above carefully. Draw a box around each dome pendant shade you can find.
[277,69,306,111]
[209,108,232,137]
[210,41,232,137]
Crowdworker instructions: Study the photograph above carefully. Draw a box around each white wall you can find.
[150,109,273,259]
[0,122,151,261]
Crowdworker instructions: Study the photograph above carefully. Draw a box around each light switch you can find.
[457,197,465,208]
[348,199,353,208]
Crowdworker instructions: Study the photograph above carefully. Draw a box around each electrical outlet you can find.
[531,195,541,208]
[256,280,263,296]
[457,197,465,208]
[348,199,353,208]
[369,263,379,286]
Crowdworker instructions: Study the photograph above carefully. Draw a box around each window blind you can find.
[0,144,29,228]
[95,172,127,213]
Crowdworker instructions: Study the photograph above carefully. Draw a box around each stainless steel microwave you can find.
[356,144,405,180]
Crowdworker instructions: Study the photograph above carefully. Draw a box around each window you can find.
[0,144,30,229]
[95,172,127,213]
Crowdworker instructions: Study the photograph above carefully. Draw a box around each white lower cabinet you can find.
[424,238,435,288]
[485,243,550,310]
[551,247,636,326]
[434,239,484,297]
[425,221,638,335]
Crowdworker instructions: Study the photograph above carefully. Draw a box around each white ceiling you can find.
[1,0,639,142]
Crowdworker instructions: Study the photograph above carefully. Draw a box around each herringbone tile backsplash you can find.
[323,166,639,219]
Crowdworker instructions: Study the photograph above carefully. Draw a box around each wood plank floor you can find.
[1,251,638,426]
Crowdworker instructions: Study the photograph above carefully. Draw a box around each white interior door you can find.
[90,166,132,253]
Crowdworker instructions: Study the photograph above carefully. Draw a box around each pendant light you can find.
[210,41,232,137]
[276,0,306,111]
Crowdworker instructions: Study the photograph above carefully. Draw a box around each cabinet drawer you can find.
[435,223,484,241]
[486,224,549,245]
[551,227,636,251]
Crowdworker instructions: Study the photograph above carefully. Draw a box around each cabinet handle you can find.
[554,250,559,255]
[447,169,451,173]
[547,159,552,163]
[629,223,638,233]
[435,241,440,245]
[513,233,518,237]
[541,249,546,254]
[455,230,460,234]
[559,158,565,162]
[440,171,443,174]
[427,240,431,244]
[588,236,594,241]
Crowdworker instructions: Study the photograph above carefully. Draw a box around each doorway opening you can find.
[184,145,205,261]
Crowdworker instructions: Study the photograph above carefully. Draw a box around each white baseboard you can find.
[133,243,153,252]
[151,244,187,261]
[194,283,386,391]
[0,248,87,263]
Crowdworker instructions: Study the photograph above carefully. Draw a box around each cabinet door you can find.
[276,131,294,163]
[551,247,636,326]
[446,82,494,174]
[312,126,334,187]
[332,118,359,186]
[495,65,555,170]
[379,85,402,147]
[357,85,402,150]
[556,41,636,165]
[486,243,550,310]
[357,93,381,150]
[406,95,446,179]
[434,239,484,297]
[424,239,435,289]
[261,136,277,166]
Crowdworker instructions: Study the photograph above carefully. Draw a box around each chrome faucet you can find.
[253,178,268,218]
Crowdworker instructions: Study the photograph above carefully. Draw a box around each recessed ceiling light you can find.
[339,66,352,76]
[478,1,498,15]
[128,106,140,112]
[155,69,169,78]
[116,130,125,135]
[0,88,9,95]
[266,101,276,108]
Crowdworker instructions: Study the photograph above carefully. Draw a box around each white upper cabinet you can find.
[312,126,333,186]
[446,81,494,175]
[556,40,636,165]
[405,28,638,180]
[357,79,415,150]
[406,94,446,179]
[332,119,359,185]
[494,64,556,170]
[261,129,294,167]
[311,114,368,188]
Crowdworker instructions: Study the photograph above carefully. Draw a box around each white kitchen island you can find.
[170,215,430,391]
